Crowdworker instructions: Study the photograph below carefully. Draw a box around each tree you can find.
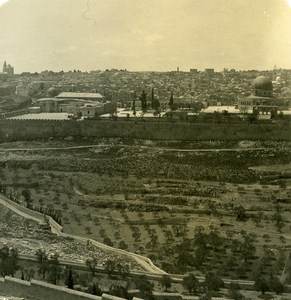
[165,230,174,242]
[78,272,91,287]
[270,276,284,294]
[22,189,32,208]
[193,226,209,267]
[151,88,155,110]
[182,273,199,294]
[0,246,19,277]
[227,282,243,300]
[254,275,269,295]
[155,98,160,111]
[233,205,247,221]
[273,204,284,232]
[239,231,257,263]
[116,262,129,279]
[23,268,35,281]
[151,88,160,112]
[140,90,147,112]
[252,210,264,227]
[85,257,98,277]
[175,250,194,273]
[132,99,136,114]
[169,92,174,110]
[77,111,82,119]
[8,248,19,277]
[160,274,172,292]
[67,269,74,289]
[103,237,114,246]
[199,294,212,300]
[135,275,154,299]
[208,227,223,251]
[47,254,62,285]
[204,272,224,291]
[36,249,49,279]
[105,259,116,278]
[173,224,187,237]
[88,282,102,296]
[119,240,128,250]
[109,284,129,299]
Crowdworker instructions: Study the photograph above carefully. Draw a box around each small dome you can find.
[251,76,273,91]
[47,87,58,97]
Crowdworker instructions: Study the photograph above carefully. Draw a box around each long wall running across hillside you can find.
[0,119,290,141]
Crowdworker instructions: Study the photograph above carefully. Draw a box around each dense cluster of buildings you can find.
[1,60,291,120]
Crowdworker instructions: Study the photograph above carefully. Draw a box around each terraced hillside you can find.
[0,138,290,281]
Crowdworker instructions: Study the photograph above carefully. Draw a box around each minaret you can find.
[3,61,7,73]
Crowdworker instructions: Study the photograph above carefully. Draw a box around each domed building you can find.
[251,75,273,97]
[47,87,59,97]
[238,75,278,118]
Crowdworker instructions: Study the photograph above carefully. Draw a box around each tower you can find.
[2,61,14,76]
[3,61,7,73]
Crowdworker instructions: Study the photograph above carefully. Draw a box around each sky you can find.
[0,0,291,73]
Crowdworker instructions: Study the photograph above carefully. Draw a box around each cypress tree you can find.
[151,88,155,109]
[67,269,74,289]
[141,90,147,112]
[169,92,174,110]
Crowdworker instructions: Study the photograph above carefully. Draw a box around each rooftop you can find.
[201,106,240,114]
[56,92,104,99]
[247,95,275,99]
[8,113,71,120]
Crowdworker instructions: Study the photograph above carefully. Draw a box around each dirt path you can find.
[0,144,284,153]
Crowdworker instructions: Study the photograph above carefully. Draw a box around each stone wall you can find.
[0,276,101,300]
[0,193,63,234]
[0,119,290,142]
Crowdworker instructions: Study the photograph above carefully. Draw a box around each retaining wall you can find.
[0,119,290,142]
[0,193,63,234]
[0,276,101,300]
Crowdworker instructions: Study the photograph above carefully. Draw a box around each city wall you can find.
[0,276,101,300]
[0,119,291,141]
[0,277,191,300]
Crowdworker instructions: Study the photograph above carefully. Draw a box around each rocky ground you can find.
[0,204,141,271]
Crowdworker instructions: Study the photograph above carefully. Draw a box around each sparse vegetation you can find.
[0,137,290,299]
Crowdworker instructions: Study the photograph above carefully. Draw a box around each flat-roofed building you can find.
[56,92,104,102]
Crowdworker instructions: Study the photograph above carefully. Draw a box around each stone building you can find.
[238,76,278,117]
[2,61,14,76]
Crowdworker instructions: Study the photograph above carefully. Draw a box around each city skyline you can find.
[0,0,291,73]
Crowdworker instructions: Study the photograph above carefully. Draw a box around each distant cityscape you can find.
[0,61,290,123]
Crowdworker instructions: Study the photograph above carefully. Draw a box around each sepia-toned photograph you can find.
[0,0,291,299]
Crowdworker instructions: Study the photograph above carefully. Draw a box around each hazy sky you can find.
[0,0,291,72]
